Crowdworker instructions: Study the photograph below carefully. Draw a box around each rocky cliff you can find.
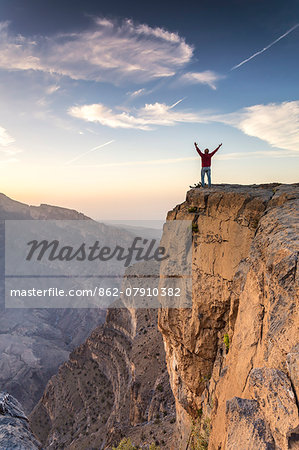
[12,184,298,449]
[158,183,299,449]
[0,391,41,449]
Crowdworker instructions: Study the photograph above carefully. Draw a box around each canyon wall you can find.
[30,264,176,449]
[158,183,299,449]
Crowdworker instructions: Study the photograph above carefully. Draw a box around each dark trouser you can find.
[201,167,211,187]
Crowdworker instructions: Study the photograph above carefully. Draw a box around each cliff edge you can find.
[158,183,299,449]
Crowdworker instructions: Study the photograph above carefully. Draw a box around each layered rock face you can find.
[158,184,299,449]
[30,266,175,449]
[0,392,41,449]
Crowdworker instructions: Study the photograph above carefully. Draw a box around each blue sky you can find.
[0,0,298,219]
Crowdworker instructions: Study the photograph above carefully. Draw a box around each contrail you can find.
[170,98,186,109]
[231,23,299,70]
[65,140,115,165]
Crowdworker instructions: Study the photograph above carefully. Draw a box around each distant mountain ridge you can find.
[0,193,91,220]
[0,193,105,412]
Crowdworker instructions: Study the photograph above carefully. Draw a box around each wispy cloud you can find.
[133,21,183,43]
[69,98,299,152]
[46,84,60,95]
[179,70,223,89]
[69,149,299,169]
[0,126,22,161]
[214,101,299,152]
[65,140,115,165]
[231,24,299,70]
[0,126,15,146]
[0,19,193,84]
[217,150,299,160]
[127,88,147,98]
[0,21,40,71]
[69,101,203,130]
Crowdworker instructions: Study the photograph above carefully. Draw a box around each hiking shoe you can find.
[189,182,202,188]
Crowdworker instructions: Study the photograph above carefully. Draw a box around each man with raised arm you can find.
[194,142,222,188]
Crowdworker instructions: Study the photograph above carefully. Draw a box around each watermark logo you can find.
[5,220,192,309]
[26,237,168,266]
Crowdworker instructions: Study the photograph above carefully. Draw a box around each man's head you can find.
[204,148,209,154]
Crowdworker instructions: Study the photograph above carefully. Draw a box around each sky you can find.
[0,0,298,220]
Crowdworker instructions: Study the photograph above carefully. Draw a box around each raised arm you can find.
[194,142,203,156]
[210,143,222,156]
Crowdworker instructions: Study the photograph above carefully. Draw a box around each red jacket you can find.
[195,145,220,167]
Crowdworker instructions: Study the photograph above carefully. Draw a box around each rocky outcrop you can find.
[30,264,176,449]
[158,183,299,449]
[0,391,41,449]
